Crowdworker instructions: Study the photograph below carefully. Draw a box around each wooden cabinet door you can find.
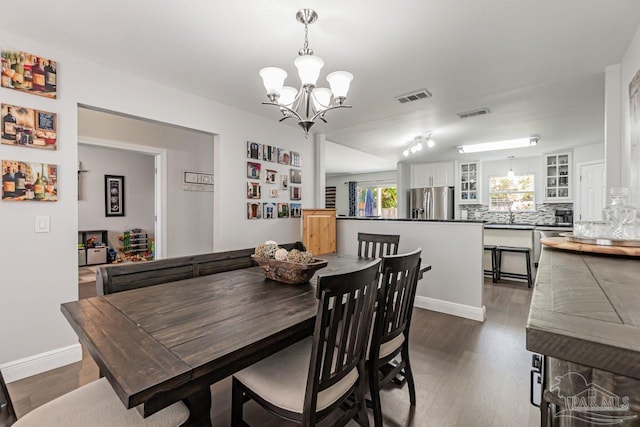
[302,209,336,255]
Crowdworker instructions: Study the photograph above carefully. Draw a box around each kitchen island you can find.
[527,244,640,424]
[337,217,486,321]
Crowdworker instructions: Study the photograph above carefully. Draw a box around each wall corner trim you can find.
[414,296,486,322]
[0,344,82,383]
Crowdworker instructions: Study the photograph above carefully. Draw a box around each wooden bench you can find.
[96,242,306,295]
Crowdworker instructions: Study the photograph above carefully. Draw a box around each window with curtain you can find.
[489,174,535,211]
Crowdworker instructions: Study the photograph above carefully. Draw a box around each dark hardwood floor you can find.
[7,279,540,426]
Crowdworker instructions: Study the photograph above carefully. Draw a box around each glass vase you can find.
[604,187,637,239]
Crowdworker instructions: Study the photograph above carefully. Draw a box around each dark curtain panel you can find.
[348,181,357,217]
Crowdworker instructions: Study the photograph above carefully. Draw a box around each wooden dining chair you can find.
[231,258,382,427]
[357,233,400,259]
[367,248,423,427]
[0,369,189,427]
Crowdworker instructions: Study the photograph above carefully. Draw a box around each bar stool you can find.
[483,245,498,283]
[496,246,533,288]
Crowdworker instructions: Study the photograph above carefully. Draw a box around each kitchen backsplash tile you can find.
[463,203,573,224]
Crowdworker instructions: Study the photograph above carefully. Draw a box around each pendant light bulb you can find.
[507,156,515,180]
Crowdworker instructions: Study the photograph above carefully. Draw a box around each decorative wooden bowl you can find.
[251,255,328,284]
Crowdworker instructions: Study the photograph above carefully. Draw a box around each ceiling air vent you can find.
[395,89,432,104]
[457,108,490,119]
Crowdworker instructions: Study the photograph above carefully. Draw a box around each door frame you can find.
[575,159,605,222]
[78,136,168,259]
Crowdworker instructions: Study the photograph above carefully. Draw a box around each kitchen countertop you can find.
[336,217,484,224]
[526,246,640,379]
[484,223,573,231]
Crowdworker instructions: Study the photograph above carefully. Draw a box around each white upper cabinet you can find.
[410,161,454,188]
[544,152,572,202]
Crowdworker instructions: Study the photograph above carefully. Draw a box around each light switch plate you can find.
[35,215,50,233]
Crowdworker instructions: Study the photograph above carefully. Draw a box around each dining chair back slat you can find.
[357,233,400,259]
[368,248,423,427]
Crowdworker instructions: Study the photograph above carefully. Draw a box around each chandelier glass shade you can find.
[259,9,353,136]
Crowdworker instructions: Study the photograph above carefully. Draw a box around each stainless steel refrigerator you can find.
[409,187,454,219]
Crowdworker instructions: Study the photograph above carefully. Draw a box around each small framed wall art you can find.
[290,185,301,200]
[280,174,289,190]
[290,169,302,184]
[247,141,261,159]
[277,202,290,218]
[105,175,125,216]
[1,49,57,98]
[278,149,290,165]
[290,151,301,167]
[2,159,57,201]
[247,202,262,219]
[290,203,302,218]
[2,103,57,150]
[265,169,277,184]
[247,162,261,179]
[263,202,276,219]
[247,181,261,199]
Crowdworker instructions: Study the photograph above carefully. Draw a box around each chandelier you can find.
[259,9,353,136]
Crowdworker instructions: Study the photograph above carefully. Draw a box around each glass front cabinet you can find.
[544,152,572,202]
[458,161,480,204]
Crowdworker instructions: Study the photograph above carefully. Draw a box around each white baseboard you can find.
[1,344,82,383]
[414,296,486,322]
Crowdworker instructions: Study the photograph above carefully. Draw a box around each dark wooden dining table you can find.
[61,253,371,426]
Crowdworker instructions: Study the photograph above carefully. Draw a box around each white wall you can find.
[337,219,485,322]
[78,144,155,250]
[78,108,215,257]
[325,170,397,216]
[0,31,313,379]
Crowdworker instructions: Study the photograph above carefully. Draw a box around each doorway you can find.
[76,106,216,284]
[577,161,606,221]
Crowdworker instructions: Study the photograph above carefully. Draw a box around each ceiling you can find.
[10,0,640,174]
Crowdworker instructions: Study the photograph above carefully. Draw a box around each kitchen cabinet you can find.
[457,161,480,203]
[544,152,572,202]
[302,209,336,255]
[410,161,454,188]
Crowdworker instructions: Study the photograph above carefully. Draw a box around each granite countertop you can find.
[336,217,484,224]
[526,246,640,379]
[483,223,573,231]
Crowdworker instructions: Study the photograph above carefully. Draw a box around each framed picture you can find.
[290,151,301,167]
[247,161,261,179]
[277,202,290,218]
[290,168,302,184]
[2,159,57,201]
[1,104,57,150]
[270,188,279,198]
[263,145,276,162]
[290,203,302,218]
[263,202,276,219]
[278,148,290,165]
[265,169,277,183]
[290,185,301,200]
[247,202,262,219]
[105,175,125,216]
[280,174,289,190]
[1,49,57,99]
[247,141,261,159]
[247,181,261,199]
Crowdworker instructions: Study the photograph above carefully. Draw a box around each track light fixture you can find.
[403,132,435,157]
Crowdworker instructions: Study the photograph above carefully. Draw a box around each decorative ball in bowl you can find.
[252,242,327,284]
[251,255,328,284]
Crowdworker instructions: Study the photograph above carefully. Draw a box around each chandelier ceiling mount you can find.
[259,9,353,137]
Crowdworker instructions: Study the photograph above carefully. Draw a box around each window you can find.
[489,174,535,211]
[357,185,397,218]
